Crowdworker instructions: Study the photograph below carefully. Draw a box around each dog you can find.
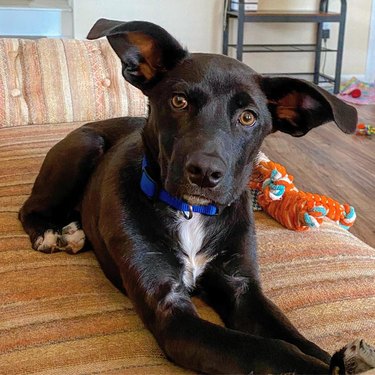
[19,19,359,374]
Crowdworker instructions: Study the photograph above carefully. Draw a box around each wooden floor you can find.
[261,104,375,248]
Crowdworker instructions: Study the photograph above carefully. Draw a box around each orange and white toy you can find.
[249,152,356,231]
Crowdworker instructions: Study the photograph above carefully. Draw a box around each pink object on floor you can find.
[338,77,375,105]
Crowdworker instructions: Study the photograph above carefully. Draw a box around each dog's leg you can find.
[19,126,105,253]
[201,265,331,366]
[236,287,332,364]
[119,253,329,374]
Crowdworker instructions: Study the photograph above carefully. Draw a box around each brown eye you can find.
[171,94,188,110]
[239,110,257,126]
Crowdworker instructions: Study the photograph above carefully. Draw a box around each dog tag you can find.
[182,205,193,220]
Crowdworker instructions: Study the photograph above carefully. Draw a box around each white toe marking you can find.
[62,222,79,235]
[35,236,43,248]
[342,339,375,374]
[34,223,85,254]
[36,230,59,252]
[61,222,85,253]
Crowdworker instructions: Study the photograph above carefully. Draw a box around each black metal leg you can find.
[236,2,245,61]
[319,0,329,12]
[314,23,323,84]
[223,16,229,55]
[314,0,329,85]
[222,0,229,55]
[334,0,347,93]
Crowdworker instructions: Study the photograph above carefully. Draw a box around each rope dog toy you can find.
[249,152,356,231]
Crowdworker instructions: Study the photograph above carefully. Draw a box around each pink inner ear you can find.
[301,95,319,110]
[277,91,319,111]
[272,91,322,123]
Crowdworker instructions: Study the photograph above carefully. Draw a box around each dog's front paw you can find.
[34,229,60,253]
[60,222,85,254]
[33,222,85,254]
[330,339,375,375]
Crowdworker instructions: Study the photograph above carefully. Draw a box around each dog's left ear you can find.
[87,18,188,92]
[261,76,357,136]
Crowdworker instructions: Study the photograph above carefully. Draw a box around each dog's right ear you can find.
[87,18,188,92]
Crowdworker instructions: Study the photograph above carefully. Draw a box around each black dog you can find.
[19,19,358,374]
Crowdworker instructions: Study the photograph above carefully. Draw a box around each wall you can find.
[73,0,372,78]
[0,0,73,38]
[337,0,372,78]
[366,0,375,81]
[72,0,224,53]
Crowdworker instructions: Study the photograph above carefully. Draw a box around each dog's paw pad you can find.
[61,222,85,254]
[34,230,60,253]
[331,339,375,374]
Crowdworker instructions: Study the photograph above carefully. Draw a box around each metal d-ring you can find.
[183,205,194,220]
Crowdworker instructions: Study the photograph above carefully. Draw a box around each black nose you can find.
[186,154,226,188]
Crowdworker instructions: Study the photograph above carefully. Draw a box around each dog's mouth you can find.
[164,176,230,207]
[182,194,212,206]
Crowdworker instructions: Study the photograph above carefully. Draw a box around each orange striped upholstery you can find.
[0,38,147,127]
[0,123,374,373]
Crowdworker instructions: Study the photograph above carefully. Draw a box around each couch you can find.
[0,37,374,374]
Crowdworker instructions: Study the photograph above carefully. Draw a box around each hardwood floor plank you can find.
[261,104,375,248]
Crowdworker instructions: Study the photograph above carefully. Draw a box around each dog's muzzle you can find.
[140,156,219,218]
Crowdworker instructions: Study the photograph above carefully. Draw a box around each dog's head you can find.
[88,19,357,209]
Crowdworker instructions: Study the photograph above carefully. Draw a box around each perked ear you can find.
[87,18,188,92]
[261,77,357,137]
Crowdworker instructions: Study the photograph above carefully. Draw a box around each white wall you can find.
[73,0,372,78]
[0,0,73,38]
[73,0,224,53]
[366,0,375,81]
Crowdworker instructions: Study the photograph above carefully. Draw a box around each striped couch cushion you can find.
[0,122,374,373]
[0,38,148,127]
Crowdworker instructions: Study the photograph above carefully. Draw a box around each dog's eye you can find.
[171,94,188,110]
[239,110,257,126]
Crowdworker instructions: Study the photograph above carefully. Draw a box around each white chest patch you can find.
[176,214,211,290]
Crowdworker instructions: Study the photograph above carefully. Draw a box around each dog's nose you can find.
[186,154,225,188]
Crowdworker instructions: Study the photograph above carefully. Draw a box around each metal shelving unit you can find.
[223,0,348,93]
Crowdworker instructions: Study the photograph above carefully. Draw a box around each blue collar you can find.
[140,156,219,218]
